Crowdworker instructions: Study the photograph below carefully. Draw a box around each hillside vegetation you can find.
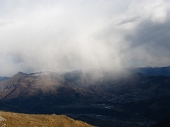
[0,111,94,127]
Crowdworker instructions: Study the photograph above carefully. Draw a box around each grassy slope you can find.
[0,111,94,127]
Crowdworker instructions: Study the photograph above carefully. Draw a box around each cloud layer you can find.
[0,0,170,76]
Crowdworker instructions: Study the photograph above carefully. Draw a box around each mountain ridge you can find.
[0,69,170,127]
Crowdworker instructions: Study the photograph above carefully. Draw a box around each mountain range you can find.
[0,67,170,127]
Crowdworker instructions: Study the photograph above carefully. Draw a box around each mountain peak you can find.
[15,71,27,75]
[19,71,26,74]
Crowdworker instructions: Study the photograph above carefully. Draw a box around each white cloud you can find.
[0,0,170,76]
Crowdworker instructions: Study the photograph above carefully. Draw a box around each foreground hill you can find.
[0,111,94,127]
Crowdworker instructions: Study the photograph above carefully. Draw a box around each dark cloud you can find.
[123,18,170,66]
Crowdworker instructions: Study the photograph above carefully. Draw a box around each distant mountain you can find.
[0,111,93,127]
[0,71,79,102]
[0,70,170,127]
[0,76,9,81]
[128,66,170,76]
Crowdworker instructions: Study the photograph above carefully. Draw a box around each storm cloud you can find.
[0,0,170,76]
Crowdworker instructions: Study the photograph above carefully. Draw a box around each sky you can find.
[0,0,170,76]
